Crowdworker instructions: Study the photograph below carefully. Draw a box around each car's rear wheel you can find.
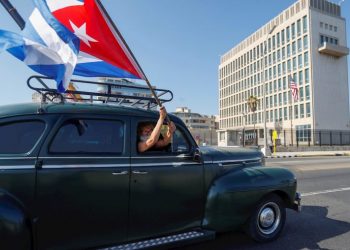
[245,194,286,242]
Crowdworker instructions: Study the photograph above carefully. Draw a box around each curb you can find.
[265,152,347,158]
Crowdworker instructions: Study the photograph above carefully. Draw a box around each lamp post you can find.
[241,111,247,147]
[263,24,277,156]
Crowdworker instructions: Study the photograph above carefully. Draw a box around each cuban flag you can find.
[46,0,147,80]
[0,0,79,92]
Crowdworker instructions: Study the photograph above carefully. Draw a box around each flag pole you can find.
[96,1,166,110]
[0,0,25,30]
[289,75,294,146]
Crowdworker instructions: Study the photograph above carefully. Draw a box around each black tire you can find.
[245,194,286,242]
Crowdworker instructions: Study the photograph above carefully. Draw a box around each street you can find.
[181,156,350,250]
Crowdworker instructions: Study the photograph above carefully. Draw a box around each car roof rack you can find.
[27,75,173,110]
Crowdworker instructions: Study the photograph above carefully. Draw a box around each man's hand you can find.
[159,106,167,120]
[168,121,176,134]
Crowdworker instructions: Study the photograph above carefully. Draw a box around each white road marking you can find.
[302,187,350,197]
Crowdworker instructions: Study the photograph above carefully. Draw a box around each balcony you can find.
[318,42,349,57]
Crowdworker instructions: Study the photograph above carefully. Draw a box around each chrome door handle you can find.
[132,170,148,175]
[112,171,128,176]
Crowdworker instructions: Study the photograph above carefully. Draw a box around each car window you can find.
[0,120,45,154]
[137,122,190,154]
[172,128,190,153]
[50,119,124,154]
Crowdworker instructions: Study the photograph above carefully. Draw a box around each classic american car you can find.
[0,77,300,250]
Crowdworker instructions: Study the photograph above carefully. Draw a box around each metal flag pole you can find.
[96,1,174,150]
[289,75,294,146]
[0,0,25,30]
[95,1,166,111]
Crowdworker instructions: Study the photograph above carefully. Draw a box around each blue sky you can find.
[0,0,349,115]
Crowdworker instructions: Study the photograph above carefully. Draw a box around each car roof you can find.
[0,102,182,123]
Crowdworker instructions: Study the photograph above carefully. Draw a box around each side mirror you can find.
[193,148,202,163]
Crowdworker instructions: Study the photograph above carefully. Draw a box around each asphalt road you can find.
[181,156,350,250]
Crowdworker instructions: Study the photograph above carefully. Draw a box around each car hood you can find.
[200,146,263,165]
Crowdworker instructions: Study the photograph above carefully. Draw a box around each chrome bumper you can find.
[292,192,302,212]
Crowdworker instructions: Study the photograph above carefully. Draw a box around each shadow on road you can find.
[177,206,350,250]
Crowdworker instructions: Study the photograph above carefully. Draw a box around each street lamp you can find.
[263,24,277,156]
[241,111,247,147]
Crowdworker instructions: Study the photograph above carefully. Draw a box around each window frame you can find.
[47,116,128,156]
[135,119,194,156]
[0,117,48,156]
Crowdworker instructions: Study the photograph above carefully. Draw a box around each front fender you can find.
[202,167,297,232]
[0,190,32,250]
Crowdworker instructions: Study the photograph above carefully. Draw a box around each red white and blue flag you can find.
[46,0,146,80]
[289,76,299,101]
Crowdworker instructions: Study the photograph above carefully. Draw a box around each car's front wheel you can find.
[245,194,286,242]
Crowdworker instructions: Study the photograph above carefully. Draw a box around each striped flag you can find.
[289,76,299,101]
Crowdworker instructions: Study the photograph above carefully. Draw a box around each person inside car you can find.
[137,106,176,153]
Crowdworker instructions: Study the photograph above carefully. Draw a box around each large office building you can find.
[218,0,349,146]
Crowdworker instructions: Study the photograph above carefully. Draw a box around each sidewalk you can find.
[266,150,350,158]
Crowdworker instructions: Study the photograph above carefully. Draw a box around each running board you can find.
[99,229,215,250]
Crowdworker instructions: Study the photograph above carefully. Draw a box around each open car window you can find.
[137,122,190,154]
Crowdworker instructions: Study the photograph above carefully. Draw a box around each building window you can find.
[294,105,299,119]
[297,19,301,35]
[281,29,285,44]
[325,23,328,30]
[334,26,338,32]
[284,107,288,120]
[293,57,297,70]
[296,124,311,142]
[320,35,325,44]
[279,93,282,105]
[300,104,305,118]
[300,87,304,101]
[292,23,296,39]
[320,22,323,28]
[306,103,311,117]
[278,79,282,90]
[283,77,287,90]
[297,38,302,51]
[303,16,308,32]
[282,47,285,59]
[286,26,290,41]
[287,44,291,56]
[298,55,303,68]
[304,51,309,66]
[305,85,310,100]
[287,59,291,72]
[283,92,287,104]
[299,70,303,85]
[305,68,309,83]
[292,42,296,55]
[303,35,308,49]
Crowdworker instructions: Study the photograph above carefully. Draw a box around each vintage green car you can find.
[0,78,300,250]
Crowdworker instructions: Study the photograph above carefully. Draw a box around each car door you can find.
[0,116,49,249]
[36,114,130,250]
[129,118,204,241]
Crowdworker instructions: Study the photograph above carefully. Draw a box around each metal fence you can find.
[239,128,350,148]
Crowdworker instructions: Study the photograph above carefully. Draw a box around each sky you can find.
[0,0,349,116]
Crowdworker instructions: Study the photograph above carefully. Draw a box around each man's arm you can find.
[154,122,176,148]
[138,107,167,153]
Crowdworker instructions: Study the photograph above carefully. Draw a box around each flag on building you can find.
[0,0,79,92]
[46,0,147,80]
[289,75,299,101]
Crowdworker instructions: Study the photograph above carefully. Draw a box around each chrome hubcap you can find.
[260,207,275,227]
[257,202,281,235]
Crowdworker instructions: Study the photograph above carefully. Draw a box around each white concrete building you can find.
[218,0,349,147]
[172,107,218,146]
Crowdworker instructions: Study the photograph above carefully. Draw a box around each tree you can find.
[247,96,259,145]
